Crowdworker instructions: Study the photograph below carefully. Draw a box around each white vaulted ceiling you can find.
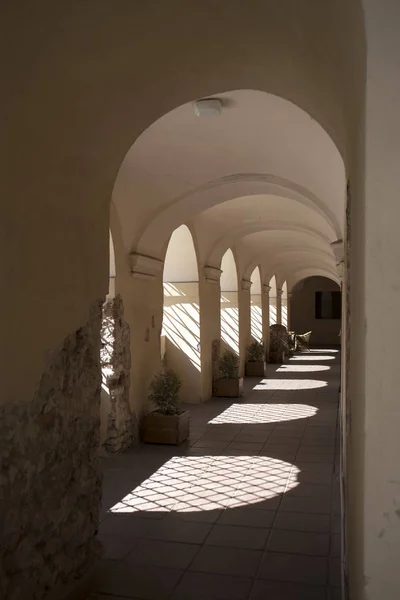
[113,89,345,286]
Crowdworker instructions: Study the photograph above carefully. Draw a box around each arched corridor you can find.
[3,2,400,600]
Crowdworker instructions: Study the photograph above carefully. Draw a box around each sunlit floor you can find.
[92,349,341,600]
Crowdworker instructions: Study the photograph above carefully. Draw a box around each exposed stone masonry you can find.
[0,301,103,600]
[269,323,289,363]
[100,295,136,453]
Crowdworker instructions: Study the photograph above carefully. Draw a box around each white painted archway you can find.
[162,225,201,403]
[220,249,239,354]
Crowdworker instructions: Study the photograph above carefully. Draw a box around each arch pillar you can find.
[115,267,164,421]
[239,279,252,377]
[276,288,283,325]
[262,285,271,355]
[199,266,222,400]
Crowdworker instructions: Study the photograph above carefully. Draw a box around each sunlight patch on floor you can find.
[254,379,328,390]
[290,355,335,361]
[110,455,299,513]
[277,364,331,372]
[208,403,317,425]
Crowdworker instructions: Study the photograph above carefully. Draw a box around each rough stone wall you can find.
[269,324,289,363]
[0,301,103,600]
[100,295,136,453]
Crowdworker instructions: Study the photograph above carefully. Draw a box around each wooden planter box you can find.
[245,361,266,377]
[141,411,190,445]
[214,378,244,398]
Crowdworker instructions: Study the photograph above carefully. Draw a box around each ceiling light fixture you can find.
[194,98,222,118]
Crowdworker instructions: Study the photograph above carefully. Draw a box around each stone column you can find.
[276,288,283,325]
[199,266,222,400]
[239,279,252,377]
[262,284,271,356]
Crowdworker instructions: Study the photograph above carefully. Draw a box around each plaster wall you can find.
[199,278,221,401]
[162,282,201,404]
[238,288,251,377]
[220,291,240,357]
[262,291,271,354]
[270,297,278,326]
[291,277,341,346]
[251,294,263,342]
[350,3,400,598]
[117,272,164,418]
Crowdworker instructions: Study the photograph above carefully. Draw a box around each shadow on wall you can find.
[282,305,288,328]
[162,283,202,403]
[251,303,263,341]
[269,304,277,326]
[221,294,239,354]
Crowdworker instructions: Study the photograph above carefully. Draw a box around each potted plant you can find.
[214,349,243,397]
[245,339,266,377]
[141,368,189,445]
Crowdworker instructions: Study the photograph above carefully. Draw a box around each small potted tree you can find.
[141,368,189,445]
[214,349,243,397]
[245,339,266,377]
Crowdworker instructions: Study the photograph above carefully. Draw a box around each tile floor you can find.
[92,348,342,600]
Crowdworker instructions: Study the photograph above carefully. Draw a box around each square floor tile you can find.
[171,571,252,599]
[99,515,152,536]
[268,529,329,556]
[189,545,262,577]
[206,524,270,550]
[97,533,138,560]
[218,507,276,528]
[331,514,341,534]
[289,482,332,499]
[258,551,327,585]
[296,453,334,464]
[167,509,223,524]
[95,563,183,599]
[227,441,264,452]
[280,495,331,515]
[94,595,143,600]
[273,511,330,533]
[328,586,342,599]
[125,539,200,569]
[329,558,342,586]
[294,462,334,474]
[250,579,327,599]
[144,519,212,544]
[290,470,333,485]
[330,534,341,558]
[192,439,230,449]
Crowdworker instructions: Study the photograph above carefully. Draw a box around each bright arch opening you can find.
[282,281,288,328]
[250,266,263,342]
[162,225,201,402]
[269,275,277,325]
[220,249,239,354]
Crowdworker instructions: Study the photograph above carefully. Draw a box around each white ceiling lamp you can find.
[194,98,222,118]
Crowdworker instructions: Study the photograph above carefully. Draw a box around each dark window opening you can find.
[315,291,341,319]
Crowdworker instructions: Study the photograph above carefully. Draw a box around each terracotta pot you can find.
[214,378,244,397]
[141,411,190,445]
[245,361,267,377]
